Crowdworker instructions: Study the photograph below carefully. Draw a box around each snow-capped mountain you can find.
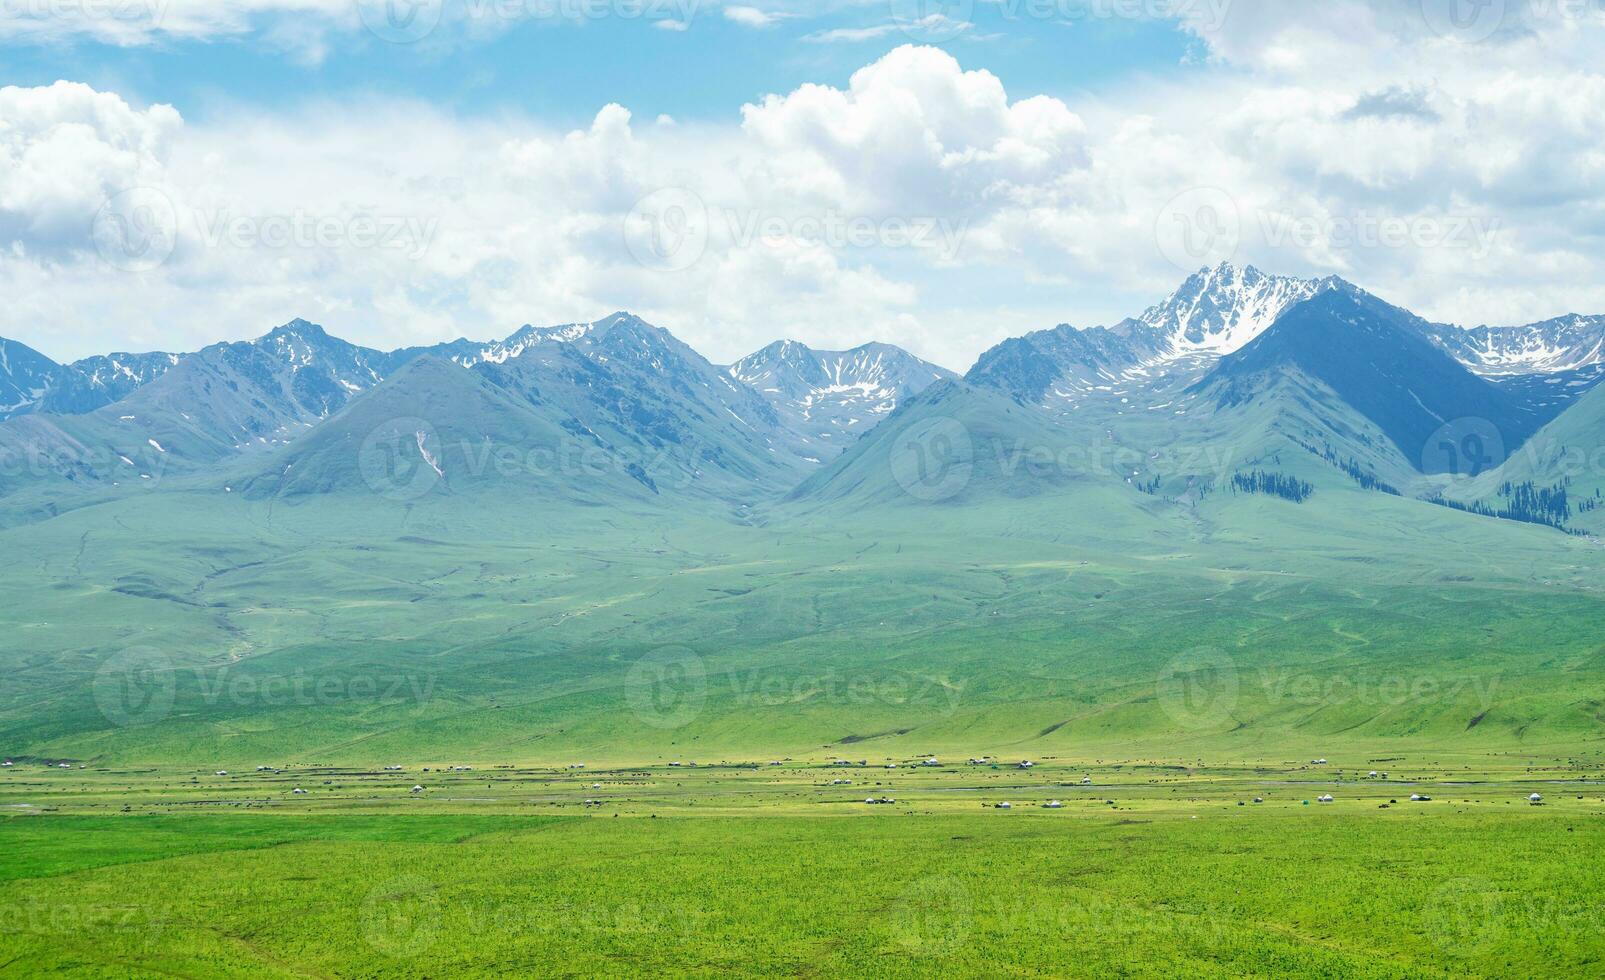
[729,340,957,464]
[966,263,1605,418]
[1199,289,1542,475]
[489,312,789,446]
[238,311,809,507]
[0,338,182,419]
[11,267,1605,520]
[1403,314,1605,418]
[255,319,402,395]
[1416,314,1605,377]
[0,337,62,418]
[82,319,423,459]
[45,351,184,414]
[414,322,597,368]
[963,323,1145,406]
[1117,263,1344,358]
[967,264,1350,409]
[467,312,799,500]
[402,314,722,373]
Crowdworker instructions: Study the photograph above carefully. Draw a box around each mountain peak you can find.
[590,311,654,337]
[1139,265,1350,356]
[963,266,1360,410]
[732,339,818,378]
[728,339,957,465]
[263,318,329,340]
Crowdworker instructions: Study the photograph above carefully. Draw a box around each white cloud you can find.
[0,0,355,46]
[803,15,972,44]
[802,22,902,43]
[0,48,1091,369]
[6,21,1605,370]
[0,81,181,251]
[722,5,784,28]
[1179,0,1604,73]
[0,0,718,52]
[740,46,1086,217]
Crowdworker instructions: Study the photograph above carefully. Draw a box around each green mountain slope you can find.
[785,380,1109,511]
[233,355,674,508]
[1440,379,1605,533]
[0,478,1600,767]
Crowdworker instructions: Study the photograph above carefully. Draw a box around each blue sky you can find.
[1,1,1603,370]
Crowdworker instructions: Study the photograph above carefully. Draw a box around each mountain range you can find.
[4,263,1605,533]
[0,339,182,419]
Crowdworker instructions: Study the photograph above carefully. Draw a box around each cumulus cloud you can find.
[740,46,1087,216]
[0,82,181,251]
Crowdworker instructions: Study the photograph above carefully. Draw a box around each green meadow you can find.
[1,486,1604,974]
[2,760,1603,977]
[3,485,1603,767]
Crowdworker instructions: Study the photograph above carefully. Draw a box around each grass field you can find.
[2,758,1603,977]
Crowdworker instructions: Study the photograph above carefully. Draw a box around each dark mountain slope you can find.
[1199,291,1542,475]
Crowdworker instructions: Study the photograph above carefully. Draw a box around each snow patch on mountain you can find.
[453,323,594,367]
[1419,314,1605,377]
[965,264,1345,414]
[0,337,64,418]
[1132,263,1336,357]
[729,340,956,463]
